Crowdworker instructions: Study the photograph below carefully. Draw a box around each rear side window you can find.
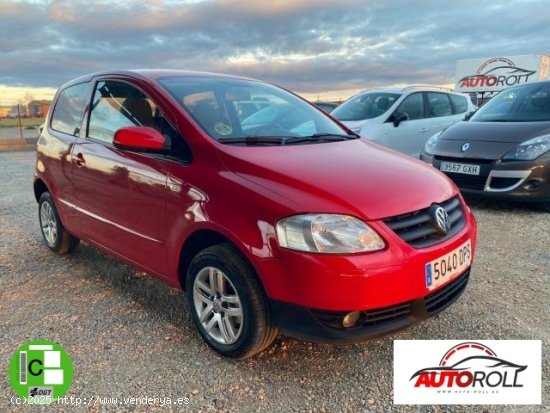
[50,82,89,136]
[427,93,453,117]
[450,94,468,113]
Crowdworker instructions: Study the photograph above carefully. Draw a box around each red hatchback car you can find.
[35,70,477,358]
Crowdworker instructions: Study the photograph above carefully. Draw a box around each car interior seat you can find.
[122,97,155,128]
[191,100,231,137]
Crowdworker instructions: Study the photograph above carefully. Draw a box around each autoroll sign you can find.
[394,340,541,405]
[455,54,550,93]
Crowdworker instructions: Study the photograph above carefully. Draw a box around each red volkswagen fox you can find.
[35,70,477,358]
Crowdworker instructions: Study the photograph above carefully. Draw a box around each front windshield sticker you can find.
[214,122,233,136]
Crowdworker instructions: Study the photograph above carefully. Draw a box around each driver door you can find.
[70,79,170,275]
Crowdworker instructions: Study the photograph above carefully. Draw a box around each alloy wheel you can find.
[192,266,244,344]
[40,202,57,246]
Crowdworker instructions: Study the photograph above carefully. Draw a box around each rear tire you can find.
[38,192,80,254]
[186,243,278,359]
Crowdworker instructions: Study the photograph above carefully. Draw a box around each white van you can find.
[332,86,477,158]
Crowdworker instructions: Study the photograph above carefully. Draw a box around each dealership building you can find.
[455,53,550,104]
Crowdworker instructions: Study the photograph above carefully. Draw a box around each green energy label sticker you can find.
[9,340,73,402]
[214,122,233,136]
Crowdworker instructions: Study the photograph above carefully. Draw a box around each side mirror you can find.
[392,112,409,127]
[113,126,170,153]
[463,110,475,121]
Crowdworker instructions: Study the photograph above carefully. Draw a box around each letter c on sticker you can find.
[28,359,43,376]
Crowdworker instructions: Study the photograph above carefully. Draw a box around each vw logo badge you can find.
[461,142,470,152]
[430,205,450,235]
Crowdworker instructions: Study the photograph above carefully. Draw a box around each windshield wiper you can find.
[218,133,359,146]
[283,133,359,144]
[217,136,286,145]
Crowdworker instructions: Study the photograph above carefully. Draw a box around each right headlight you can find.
[424,131,443,154]
[276,214,385,254]
[502,135,550,161]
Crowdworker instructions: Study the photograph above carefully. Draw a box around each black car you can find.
[421,80,550,211]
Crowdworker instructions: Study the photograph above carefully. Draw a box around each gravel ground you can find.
[0,150,548,412]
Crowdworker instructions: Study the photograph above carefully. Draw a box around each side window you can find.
[427,92,453,117]
[395,93,424,120]
[88,80,166,144]
[450,94,468,114]
[51,82,89,136]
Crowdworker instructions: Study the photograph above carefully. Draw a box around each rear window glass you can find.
[50,82,89,136]
[450,94,468,114]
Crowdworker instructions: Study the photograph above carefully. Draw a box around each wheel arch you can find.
[33,178,49,202]
[178,229,232,291]
[176,228,266,294]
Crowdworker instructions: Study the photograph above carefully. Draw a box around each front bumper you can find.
[257,199,477,311]
[270,269,470,344]
[421,152,550,202]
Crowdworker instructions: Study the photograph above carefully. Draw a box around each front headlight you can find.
[424,131,442,154]
[276,214,385,254]
[502,135,550,161]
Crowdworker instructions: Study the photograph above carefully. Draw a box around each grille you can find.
[424,269,470,314]
[383,196,465,248]
[446,175,487,191]
[311,302,412,330]
[362,302,412,325]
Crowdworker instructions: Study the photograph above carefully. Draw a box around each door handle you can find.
[74,153,86,167]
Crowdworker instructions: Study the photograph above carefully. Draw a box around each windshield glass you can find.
[471,82,550,122]
[157,77,348,141]
[331,92,401,121]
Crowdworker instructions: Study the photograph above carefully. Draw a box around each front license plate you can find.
[425,240,471,290]
[440,161,480,175]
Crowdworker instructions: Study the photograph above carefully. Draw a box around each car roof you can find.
[61,69,258,89]
[355,85,459,96]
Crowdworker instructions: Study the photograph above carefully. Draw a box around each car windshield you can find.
[471,82,550,122]
[331,92,401,121]
[157,76,350,143]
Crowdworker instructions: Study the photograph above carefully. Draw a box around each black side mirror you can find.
[463,110,475,121]
[392,112,409,127]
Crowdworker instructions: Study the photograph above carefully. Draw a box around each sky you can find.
[1,0,549,105]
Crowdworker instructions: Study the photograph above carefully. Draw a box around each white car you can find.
[331,86,477,158]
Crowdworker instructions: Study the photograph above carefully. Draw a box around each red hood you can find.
[217,139,456,220]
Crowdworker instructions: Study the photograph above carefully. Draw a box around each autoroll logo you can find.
[411,342,525,389]
[458,57,536,89]
[394,340,541,405]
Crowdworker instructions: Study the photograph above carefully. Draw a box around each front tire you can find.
[186,243,278,359]
[38,192,79,254]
